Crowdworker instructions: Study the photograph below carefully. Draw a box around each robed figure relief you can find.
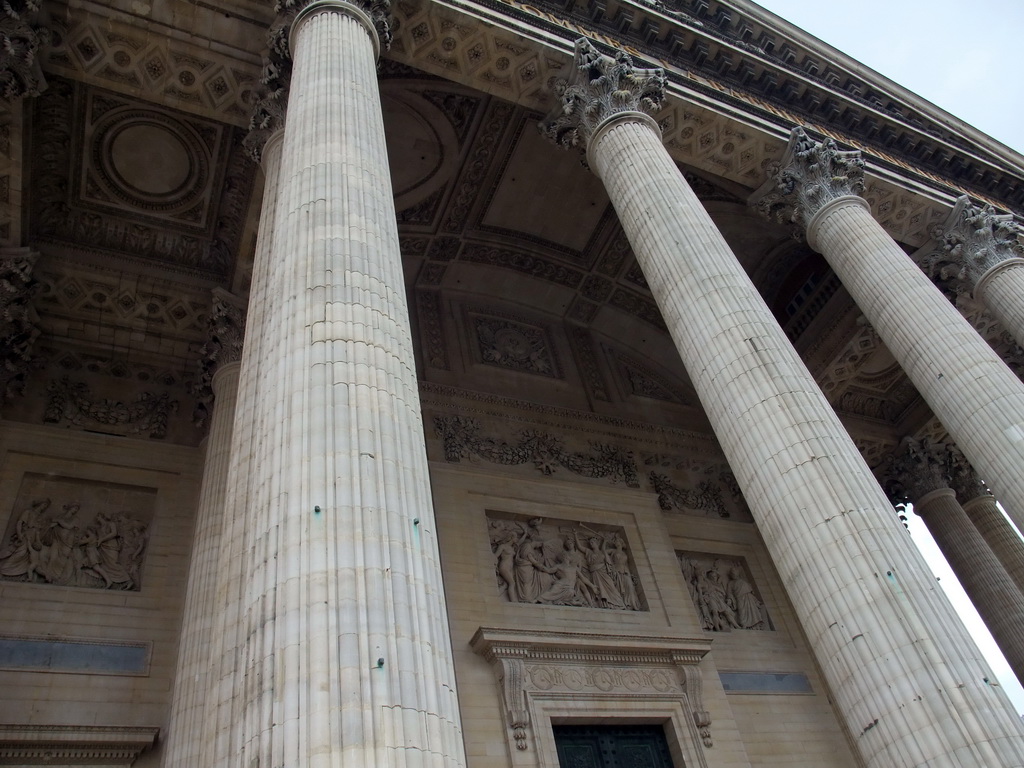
[678,553,770,632]
[488,517,643,611]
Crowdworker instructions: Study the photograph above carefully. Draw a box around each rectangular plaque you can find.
[719,671,813,694]
[0,635,151,676]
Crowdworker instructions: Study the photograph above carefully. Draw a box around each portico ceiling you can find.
[21,0,1024,459]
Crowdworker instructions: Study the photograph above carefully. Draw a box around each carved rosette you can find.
[0,0,48,100]
[924,195,1024,294]
[245,0,393,162]
[0,248,39,403]
[949,445,989,503]
[755,127,865,232]
[878,436,952,506]
[193,289,246,427]
[539,38,666,156]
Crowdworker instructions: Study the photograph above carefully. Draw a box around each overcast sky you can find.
[752,0,1024,713]
[754,0,1024,156]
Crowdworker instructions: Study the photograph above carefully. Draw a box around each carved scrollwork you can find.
[44,377,177,439]
[754,126,865,233]
[539,38,666,156]
[0,248,39,403]
[434,415,639,487]
[650,472,730,518]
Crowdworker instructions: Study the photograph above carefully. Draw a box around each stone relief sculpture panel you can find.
[487,515,644,611]
[0,474,155,591]
[677,552,771,632]
[467,308,562,378]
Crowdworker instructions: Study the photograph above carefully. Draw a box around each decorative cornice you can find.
[924,195,1024,295]
[0,724,158,763]
[752,126,865,232]
[878,436,951,505]
[0,0,48,99]
[0,248,39,403]
[539,38,666,160]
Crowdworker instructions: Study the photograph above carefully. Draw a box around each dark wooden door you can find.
[553,724,675,768]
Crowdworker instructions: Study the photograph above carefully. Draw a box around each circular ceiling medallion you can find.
[109,123,192,197]
[90,108,210,213]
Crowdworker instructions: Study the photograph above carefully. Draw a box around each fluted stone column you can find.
[542,39,1024,768]
[884,438,1024,684]
[950,448,1024,597]
[165,290,246,768]
[757,128,1024,541]
[205,2,465,766]
[930,195,1024,345]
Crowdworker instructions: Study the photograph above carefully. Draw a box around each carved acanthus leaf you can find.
[878,436,951,505]
[192,289,247,427]
[923,195,1024,293]
[754,126,865,232]
[0,0,49,100]
[0,248,40,403]
[948,444,989,503]
[539,38,666,155]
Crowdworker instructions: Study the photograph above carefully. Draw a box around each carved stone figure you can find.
[488,516,642,611]
[0,498,149,590]
[679,553,769,632]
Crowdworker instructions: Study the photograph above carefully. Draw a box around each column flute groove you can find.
[757,128,1024,551]
[208,2,464,765]
[542,38,1024,768]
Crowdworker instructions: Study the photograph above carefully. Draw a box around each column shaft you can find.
[218,4,464,765]
[963,494,1024,597]
[590,115,1024,767]
[809,197,1024,538]
[200,131,285,766]
[165,361,241,768]
[916,488,1024,684]
[977,260,1024,348]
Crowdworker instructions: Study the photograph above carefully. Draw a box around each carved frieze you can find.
[44,377,177,439]
[650,472,730,519]
[1,474,156,591]
[678,553,771,633]
[487,514,643,611]
[434,415,639,487]
[0,248,40,402]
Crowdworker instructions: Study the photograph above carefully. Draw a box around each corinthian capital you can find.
[539,38,666,155]
[0,1,48,100]
[948,444,989,502]
[0,247,39,402]
[245,0,392,162]
[925,195,1024,292]
[193,289,246,426]
[879,436,951,505]
[754,127,865,231]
